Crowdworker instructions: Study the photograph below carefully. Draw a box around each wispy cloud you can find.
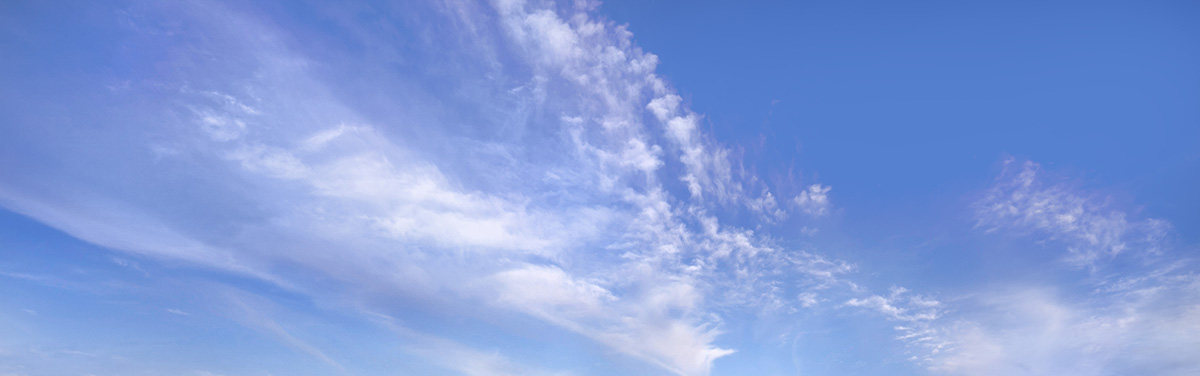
[837,159,1199,375]
[11,1,1190,375]
[928,280,1200,376]
[870,159,1200,375]
[0,1,857,375]
[793,184,832,217]
[843,286,948,364]
[220,289,345,372]
[974,158,1170,267]
[372,312,576,376]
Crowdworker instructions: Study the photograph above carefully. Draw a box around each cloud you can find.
[897,159,1200,375]
[0,185,282,286]
[220,289,345,372]
[407,340,575,376]
[833,159,1200,375]
[793,184,832,217]
[487,264,732,376]
[0,1,862,375]
[843,286,948,361]
[198,113,247,142]
[845,287,941,323]
[747,190,787,222]
[372,313,576,376]
[928,280,1200,376]
[973,158,1170,267]
[645,95,745,207]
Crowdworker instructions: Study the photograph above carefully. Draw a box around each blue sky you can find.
[1,0,1198,375]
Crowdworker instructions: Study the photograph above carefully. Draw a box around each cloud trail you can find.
[0,1,850,375]
[843,159,1200,375]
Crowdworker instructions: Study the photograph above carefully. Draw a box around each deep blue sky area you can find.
[603,0,1200,241]
[2,1,1198,375]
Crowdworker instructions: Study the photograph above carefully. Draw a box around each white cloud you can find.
[220,289,344,371]
[645,96,741,204]
[843,286,947,360]
[226,145,308,180]
[372,313,576,376]
[797,292,818,308]
[198,114,246,142]
[747,190,787,222]
[0,1,865,375]
[408,340,575,376]
[974,158,1169,267]
[793,184,832,217]
[488,264,733,376]
[833,159,1199,375]
[928,281,1200,376]
[896,159,1200,375]
[473,3,858,372]
[0,185,282,286]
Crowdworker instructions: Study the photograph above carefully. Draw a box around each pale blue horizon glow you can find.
[1,1,1198,375]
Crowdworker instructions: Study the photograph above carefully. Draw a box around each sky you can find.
[0,0,1198,375]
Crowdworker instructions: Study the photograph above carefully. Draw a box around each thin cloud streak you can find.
[845,159,1200,375]
[2,1,1194,376]
[0,1,855,375]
